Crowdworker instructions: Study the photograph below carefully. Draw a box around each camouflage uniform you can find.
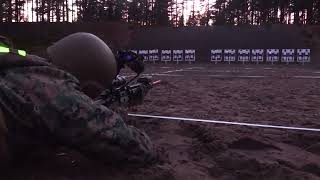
[0,53,155,166]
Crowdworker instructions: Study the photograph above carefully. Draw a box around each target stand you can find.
[161,50,172,64]
[184,49,196,64]
[266,49,279,65]
[297,49,311,65]
[224,49,236,64]
[281,49,295,65]
[238,49,250,65]
[211,49,223,64]
[251,49,264,64]
[173,50,184,64]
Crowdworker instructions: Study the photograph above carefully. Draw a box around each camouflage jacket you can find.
[0,53,155,166]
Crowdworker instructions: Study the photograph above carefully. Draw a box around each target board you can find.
[297,49,311,64]
[251,49,264,63]
[224,49,236,63]
[173,50,184,63]
[266,49,280,63]
[138,50,149,62]
[185,49,196,63]
[211,49,223,63]
[161,50,172,63]
[149,49,159,63]
[238,49,250,63]
[281,49,295,64]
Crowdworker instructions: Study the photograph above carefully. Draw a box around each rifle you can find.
[95,50,161,107]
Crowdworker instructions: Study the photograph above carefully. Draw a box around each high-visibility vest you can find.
[0,45,27,57]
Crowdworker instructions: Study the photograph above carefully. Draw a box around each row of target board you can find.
[131,49,311,64]
[211,49,311,64]
[132,49,196,63]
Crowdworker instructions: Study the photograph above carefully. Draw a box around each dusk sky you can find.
[24,0,216,22]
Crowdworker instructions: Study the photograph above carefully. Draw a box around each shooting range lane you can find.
[131,65,320,129]
[129,63,320,179]
[136,64,320,130]
[135,64,320,79]
[128,114,320,132]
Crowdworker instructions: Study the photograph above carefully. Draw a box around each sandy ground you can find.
[2,63,320,180]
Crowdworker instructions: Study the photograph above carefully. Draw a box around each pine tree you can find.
[154,0,171,26]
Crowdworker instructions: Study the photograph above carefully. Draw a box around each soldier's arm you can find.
[40,82,155,166]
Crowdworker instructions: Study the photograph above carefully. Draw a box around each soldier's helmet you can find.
[47,32,117,89]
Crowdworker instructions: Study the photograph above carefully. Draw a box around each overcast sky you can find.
[184,0,215,14]
[24,0,217,22]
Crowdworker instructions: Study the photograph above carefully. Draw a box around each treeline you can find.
[0,0,320,26]
[213,0,320,25]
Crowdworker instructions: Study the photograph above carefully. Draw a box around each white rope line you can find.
[128,113,320,132]
[134,74,320,79]
[293,76,320,79]
[182,69,235,73]
[161,68,186,74]
[237,75,267,78]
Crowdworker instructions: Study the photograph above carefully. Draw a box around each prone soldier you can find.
[0,33,156,168]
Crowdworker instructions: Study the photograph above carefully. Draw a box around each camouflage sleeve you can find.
[0,65,155,166]
[41,83,155,166]
[0,65,156,166]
